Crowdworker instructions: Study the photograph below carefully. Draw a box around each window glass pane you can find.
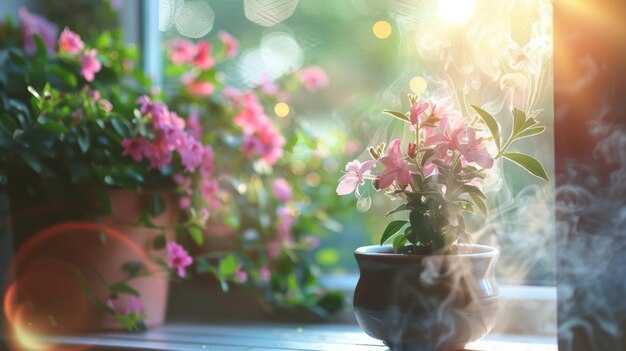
[157,0,555,285]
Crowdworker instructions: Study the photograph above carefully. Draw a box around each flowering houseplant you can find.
[338,94,549,253]
[341,93,549,348]
[0,9,217,331]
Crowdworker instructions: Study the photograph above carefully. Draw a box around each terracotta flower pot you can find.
[5,189,178,335]
[353,244,499,351]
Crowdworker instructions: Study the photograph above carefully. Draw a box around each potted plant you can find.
[0,9,213,333]
[1,8,343,337]
[337,94,549,350]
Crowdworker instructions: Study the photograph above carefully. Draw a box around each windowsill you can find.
[3,323,557,350]
[320,274,558,337]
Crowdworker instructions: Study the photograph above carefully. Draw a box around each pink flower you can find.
[268,206,295,258]
[192,41,215,70]
[121,138,148,162]
[135,95,152,115]
[259,266,271,281]
[170,39,196,64]
[223,87,244,105]
[233,94,266,134]
[242,126,285,165]
[200,146,215,174]
[58,27,84,54]
[125,296,143,315]
[185,81,215,97]
[336,159,376,196]
[218,31,239,59]
[235,265,248,283]
[80,49,102,82]
[424,116,465,159]
[179,139,203,172]
[459,127,494,169]
[187,110,203,140]
[19,7,58,54]
[166,241,193,278]
[407,142,417,159]
[299,66,329,91]
[145,134,173,168]
[179,197,191,209]
[410,102,429,126]
[272,178,292,201]
[378,139,416,189]
[200,176,221,209]
[257,76,279,95]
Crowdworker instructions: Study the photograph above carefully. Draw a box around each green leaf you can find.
[188,226,204,246]
[33,34,48,60]
[502,152,550,181]
[514,126,546,140]
[512,108,526,135]
[521,117,538,131]
[27,86,41,100]
[469,192,488,217]
[385,204,411,217]
[19,150,42,173]
[9,50,27,67]
[150,193,165,217]
[392,234,408,252]
[379,220,408,245]
[219,255,238,276]
[122,261,142,278]
[46,65,77,88]
[153,234,166,249]
[137,210,156,228]
[471,105,500,150]
[39,120,68,134]
[383,109,410,123]
[455,200,475,214]
[109,282,140,296]
[74,269,91,298]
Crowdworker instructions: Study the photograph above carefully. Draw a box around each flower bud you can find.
[408,142,417,159]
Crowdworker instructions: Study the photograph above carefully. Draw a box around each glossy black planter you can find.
[354,244,499,351]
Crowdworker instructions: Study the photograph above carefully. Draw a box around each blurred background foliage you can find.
[22,0,555,284]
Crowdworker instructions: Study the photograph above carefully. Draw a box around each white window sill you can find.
[3,323,557,350]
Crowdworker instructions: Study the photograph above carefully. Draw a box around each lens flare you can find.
[437,0,475,25]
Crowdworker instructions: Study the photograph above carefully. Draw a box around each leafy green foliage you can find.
[502,152,549,181]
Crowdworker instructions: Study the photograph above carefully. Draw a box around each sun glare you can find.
[437,0,475,25]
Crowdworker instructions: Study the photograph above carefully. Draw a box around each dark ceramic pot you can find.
[354,244,499,351]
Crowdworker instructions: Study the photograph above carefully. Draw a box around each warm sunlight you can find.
[437,0,475,24]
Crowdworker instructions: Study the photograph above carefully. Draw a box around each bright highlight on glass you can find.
[409,76,428,94]
[437,0,475,25]
[372,20,392,39]
[274,102,290,117]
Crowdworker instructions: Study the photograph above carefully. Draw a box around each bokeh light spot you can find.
[305,172,322,187]
[409,76,428,94]
[274,102,290,117]
[244,0,299,27]
[372,20,392,39]
[175,0,215,38]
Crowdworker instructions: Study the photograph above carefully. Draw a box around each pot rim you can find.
[355,243,499,259]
